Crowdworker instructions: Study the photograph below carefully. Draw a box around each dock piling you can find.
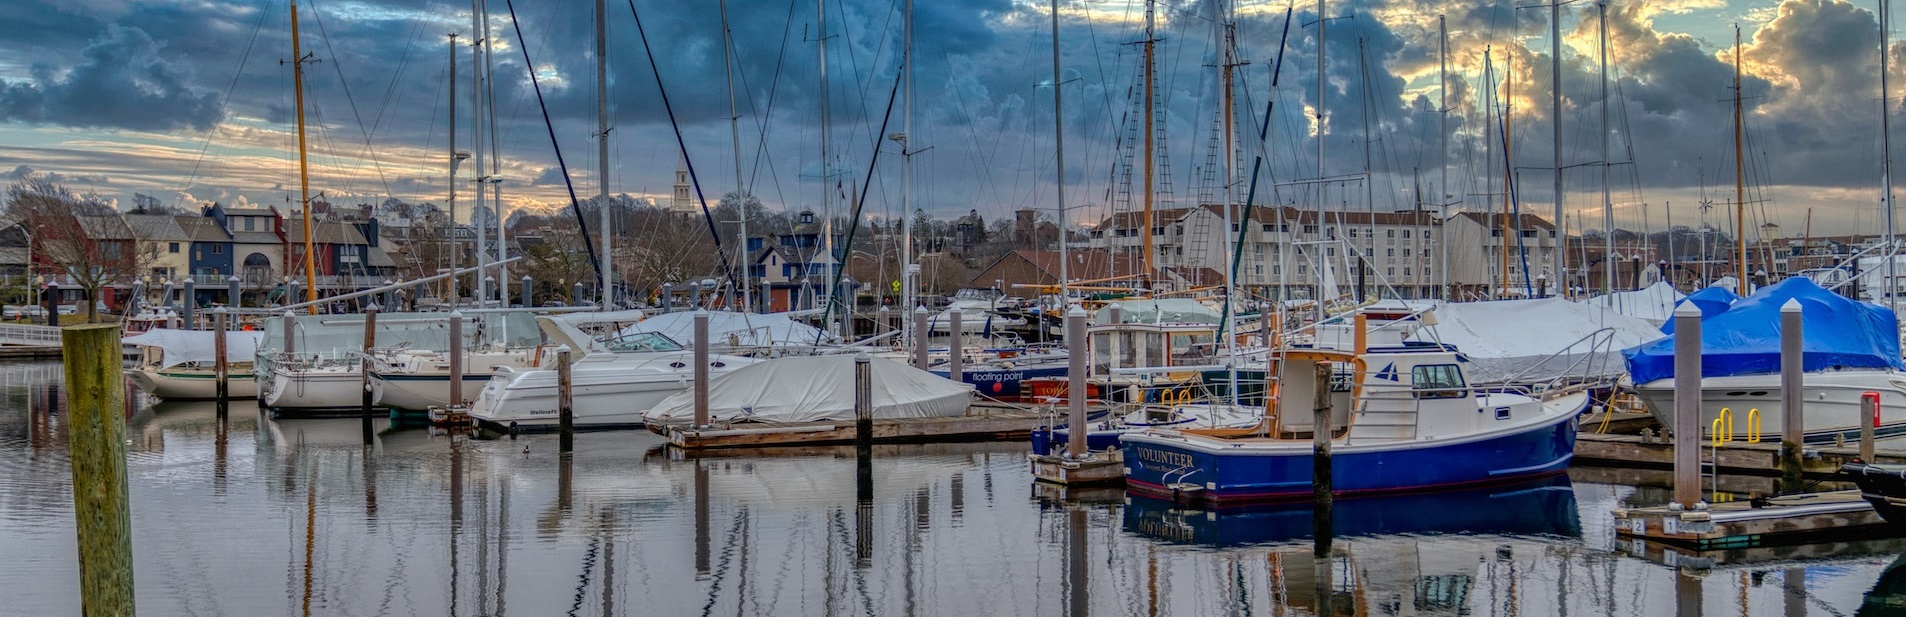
[557,346,574,452]
[1312,360,1333,554]
[693,310,710,428]
[45,280,59,327]
[282,310,296,357]
[948,311,963,382]
[519,275,531,308]
[661,283,674,313]
[360,305,378,445]
[227,275,241,310]
[214,308,229,401]
[912,306,929,370]
[182,278,196,328]
[1780,299,1803,484]
[1863,391,1879,462]
[877,306,890,337]
[62,323,134,616]
[1066,306,1087,458]
[1673,303,1704,510]
[127,280,145,318]
[447,310,464,407]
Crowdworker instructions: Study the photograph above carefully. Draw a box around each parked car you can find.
[2,305,45,319]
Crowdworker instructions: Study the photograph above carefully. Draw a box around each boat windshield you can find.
[603,332,685,352]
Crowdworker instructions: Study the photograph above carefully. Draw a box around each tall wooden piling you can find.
[913,306,929,370]
[447,310,464,407]
[1779,299,1803,484]
[948,311,964,382]
[1672,303,1704,510]
[360,306,378,445]
[1312,360,1333,555]
[1066,306,1088,458]
[519,275,531,308]
[45,281,60,327]
[227,275,241,310]
[213,308,230,406]
[693,310,710,427]
[282,310,297,358]
[62,323,134,616]
[1863,392,1879,462]
[557,346,574,452]
[182,278,196,328]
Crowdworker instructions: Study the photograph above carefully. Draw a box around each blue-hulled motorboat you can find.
[1120,343,1590,506]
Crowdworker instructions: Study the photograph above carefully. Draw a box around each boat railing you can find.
[1489,327,1627,394]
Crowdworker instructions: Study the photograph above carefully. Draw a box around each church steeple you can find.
[671,153,693,215]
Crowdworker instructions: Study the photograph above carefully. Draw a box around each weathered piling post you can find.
[447,310,465,407]
[227,275,242,310]
[1779,299,1804,485]
[557,346,574,452]
[1672,303,1704,510]
[913,306,929,370]
[482,275,495,306]
[182,277,196,328]
[214,308,230,417]
[518,275,531,308]
[1863,391,1880,462]
[157,279,175,310]
[283,310,297,358]
[383,279,397,310]
[1066,306,1088,459]
[289,279,301,310]
[45,280,60,327]
[948,311,964,382]
[62,323,134,616]
[360,305,378,444]
[855,351,874,462]
[661,283,674,313]
[877,306,890,337]
[693,310,711,428]
[571,281,584,306]
[688,282,703,310]
[854,350,874,566]
[127,280,145,318]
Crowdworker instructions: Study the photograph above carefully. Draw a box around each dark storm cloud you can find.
[0,24,223,131]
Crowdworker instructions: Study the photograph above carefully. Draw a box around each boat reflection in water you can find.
[1124,474,1582,546]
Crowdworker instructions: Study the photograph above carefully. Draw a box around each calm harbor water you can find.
[1,360,1903,616]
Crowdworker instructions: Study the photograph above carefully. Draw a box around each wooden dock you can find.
[662,404,1044,450]
[1576,433,1906,475]
[1029,450,1125,486]
[1613,490,1895,551]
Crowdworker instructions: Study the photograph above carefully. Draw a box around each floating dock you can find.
[1576,433,1906,475]
[1613,490,1893,552]
[661,403,1044,450]
[1028,450,1124,486]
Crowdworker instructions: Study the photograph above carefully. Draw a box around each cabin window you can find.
[1411,364,1467,399]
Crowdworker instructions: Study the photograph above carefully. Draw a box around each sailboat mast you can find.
[1050,0,1067,310]
[483,0,506,306]
[818,0,834,313]
[1501,52,1513,298]
[1733,26,1747,296]
[596,0,612,309]
[902,0,915,318]
[1551,0,1566,297]
[471,0,487,305]
[1882,0,1896,312]
[291,0,318,313]
[722,0,748,312]
[1142,0,1157,280]
[447,32,460,308]
[1439,16,1449,299]
[1600,1,1613,296]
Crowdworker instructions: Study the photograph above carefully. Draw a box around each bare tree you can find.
[4,176,149,322]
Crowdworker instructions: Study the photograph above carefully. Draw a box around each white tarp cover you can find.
[125,329,263,367]
[644,354,974,423]
[617,310,832,347]
[1409,297,1662,384]
[1095,298,1220,324]
[1594,281,1685,325]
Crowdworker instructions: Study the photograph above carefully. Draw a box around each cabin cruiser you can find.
[469,317,761,430]
[924,288,1026,334]
[369,347,533,411]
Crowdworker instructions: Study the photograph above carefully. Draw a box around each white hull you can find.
[470,351,756,429]
[370,374,492,411]
[126,367,258,400]
[1635,369,1906,442]
[264,368,368,410]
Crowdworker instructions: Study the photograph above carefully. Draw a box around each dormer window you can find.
[799,210,814,225]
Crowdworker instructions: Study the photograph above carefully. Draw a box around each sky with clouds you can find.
[0,0,1897,241]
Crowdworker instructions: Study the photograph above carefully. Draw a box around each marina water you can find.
[0,361,1898,615]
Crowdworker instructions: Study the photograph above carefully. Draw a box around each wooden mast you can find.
[290,0,318,313]
[1733,26,1747,296]
[1142,0,1157,282]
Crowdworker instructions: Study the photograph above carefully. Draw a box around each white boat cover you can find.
[644,354,974,423]
[125,328,263,367]
[1409,297,1661,384]
[616,310,832,347]
[1593,281,1684,325]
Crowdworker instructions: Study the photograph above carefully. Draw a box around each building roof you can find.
[230,231,283,245]
[284,220,369,245]
[175,216,231,242]
[365,246,398,268]
[971,248,1119,283]
[124,214,191,242]
[1453,211,1556,231]
[223,207,278,217]
[75,215,135,241]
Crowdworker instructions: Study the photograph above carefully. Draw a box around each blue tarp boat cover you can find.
[1659,285,1740,334]
[1624,277,1903,384]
